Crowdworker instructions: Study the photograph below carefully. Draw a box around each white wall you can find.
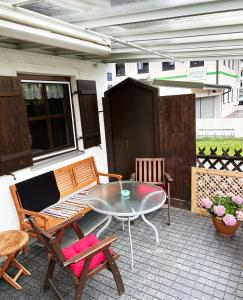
[218,60,240,117]
[0,48,113,231]
[114,60,218,84]
[197,118,243,138]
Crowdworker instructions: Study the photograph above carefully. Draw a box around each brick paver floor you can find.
[0,208,243,300]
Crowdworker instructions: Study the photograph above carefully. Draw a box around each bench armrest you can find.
[97,172,122,181]
[165,172,173,183]
[19,208,50,228]
[63,235,117,267]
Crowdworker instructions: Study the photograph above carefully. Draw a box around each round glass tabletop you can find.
[85,181,166,217]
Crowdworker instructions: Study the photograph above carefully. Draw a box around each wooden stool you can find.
[0,230,31,289]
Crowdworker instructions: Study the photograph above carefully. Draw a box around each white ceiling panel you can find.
[1,0,243,62]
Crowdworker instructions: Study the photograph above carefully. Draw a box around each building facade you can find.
[113,60,240,118]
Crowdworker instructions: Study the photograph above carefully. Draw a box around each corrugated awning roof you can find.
[0,0,243,62]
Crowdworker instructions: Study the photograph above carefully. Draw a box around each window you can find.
[162,61,175,71]
[223,60,227,66]
[190,61,204,68]
[196,97,214,119]
[137,62,149,74]
[116,63,125,76]
[21,79,76,160]
[107,72,112,81]
[228,60,231,69]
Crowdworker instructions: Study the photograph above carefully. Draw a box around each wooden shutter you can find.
[77,80,101,148]
[0,76,32,175]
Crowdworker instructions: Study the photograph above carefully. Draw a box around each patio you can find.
[1,207,243,300]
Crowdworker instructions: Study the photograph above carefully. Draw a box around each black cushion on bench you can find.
[16,171,60,212]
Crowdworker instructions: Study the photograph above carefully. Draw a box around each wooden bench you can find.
[191,167,243,215]
[10,156,122,237]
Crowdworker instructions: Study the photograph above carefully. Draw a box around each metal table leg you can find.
[141,214,159,244]
[114,215,139,268]
[96,216,112,238]
[128,217,134,268]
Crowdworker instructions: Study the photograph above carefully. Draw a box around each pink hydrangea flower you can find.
[236,210,243,221]
[233,195,243,205]
[201,197,212,209]
[213,205,225,217]
[215,191,224,197]
[223,214,237,226]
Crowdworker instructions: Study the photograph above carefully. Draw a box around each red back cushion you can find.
[62,233,112,277]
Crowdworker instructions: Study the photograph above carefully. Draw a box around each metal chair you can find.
[135,158,173,224]
[29,217,125,300]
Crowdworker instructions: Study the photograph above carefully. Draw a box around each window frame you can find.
[189,60,204,68]
[115,63,126,77]
[21,79,77,162]
[162,61,175,71]
[137,62,149,74]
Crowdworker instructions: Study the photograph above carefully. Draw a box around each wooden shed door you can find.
[159,94,196,206]
[103,83,159,179]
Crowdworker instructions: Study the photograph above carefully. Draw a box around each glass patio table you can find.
[85,180,166,268]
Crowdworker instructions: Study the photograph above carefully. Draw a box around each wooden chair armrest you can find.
[165,172,173,183]
[63,235,117,267]
[97,172,122,181]
[19,208,50,222]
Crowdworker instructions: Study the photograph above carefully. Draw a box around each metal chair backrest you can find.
[135,158,165,185]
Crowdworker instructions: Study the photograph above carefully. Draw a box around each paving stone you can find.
[236,289,243,298]
[0,208,242,300]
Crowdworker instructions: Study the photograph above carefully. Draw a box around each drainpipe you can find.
[0,2,110,47]
[0,19,111,56]
[216,60,219,85]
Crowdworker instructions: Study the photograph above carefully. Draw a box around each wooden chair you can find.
[29,217,125,300]
[135,158,173,224]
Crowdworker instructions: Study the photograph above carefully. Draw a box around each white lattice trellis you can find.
[191,167,243,215]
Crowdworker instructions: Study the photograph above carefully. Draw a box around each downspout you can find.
[216,60,219,85]
[221,87,232,117]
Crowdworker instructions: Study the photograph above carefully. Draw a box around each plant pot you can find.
[212,216,241,237]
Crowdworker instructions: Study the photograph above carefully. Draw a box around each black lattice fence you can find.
[196,147,243,171]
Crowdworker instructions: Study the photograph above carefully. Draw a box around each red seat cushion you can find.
[62,234,111,277]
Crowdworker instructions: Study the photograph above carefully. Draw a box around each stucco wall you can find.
[0,48,114,231]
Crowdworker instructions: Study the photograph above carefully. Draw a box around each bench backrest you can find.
[10,156,100,214]
[54,156,99,197]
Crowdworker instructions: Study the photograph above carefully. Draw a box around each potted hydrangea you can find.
[201,192,243,237]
